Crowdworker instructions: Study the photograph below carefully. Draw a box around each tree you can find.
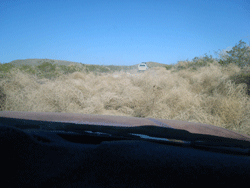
[219,40,250,68]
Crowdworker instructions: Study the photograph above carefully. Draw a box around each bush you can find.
[18,65,36,75]
[59,65,79,74]
[165,64,173,70]
[85,64,111,74]
[191,53,214,68]
[0,86,6,111]
[37,61,56,73]
[0,63,15,73]
[99,66,110,73]
[173,54,216,72]
[174,61,189,71]
[35,61,58,80]
[218,40,250,68]
[229,70,250,95]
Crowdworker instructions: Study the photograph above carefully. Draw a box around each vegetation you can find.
[0,86,6,111]
[218,40,250,96]
[229,68,250,96]
[0,63,15,79]
[172,54,216,72]
[165,64,174,70]
[218,40,250,68]
[0,40,250,136]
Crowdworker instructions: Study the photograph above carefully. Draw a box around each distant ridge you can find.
[7,59,169,69]
[8,59,81,66]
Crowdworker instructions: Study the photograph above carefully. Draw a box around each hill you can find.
[7,59,168,68]
[8,59,81,66]
[5,59,169,73]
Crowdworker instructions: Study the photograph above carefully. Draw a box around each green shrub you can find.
[37,61,56,73]
[0,63,15,73]
[0,86,6,111]
[99,66,110,73]
[165,64,173,70]
[59,65,78,74]
[106,65,121,72]
[33,61,59,79]
[191,54,214,67]
[84,64,111,74]
[173,61,189,71]
[86,65,97,72]
[218,40,250,68]
[173,54,217,72]
[18,65,36,75]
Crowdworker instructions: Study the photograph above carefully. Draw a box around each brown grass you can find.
[1,62,250,136]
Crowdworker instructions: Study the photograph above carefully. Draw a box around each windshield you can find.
[1,1,250,147]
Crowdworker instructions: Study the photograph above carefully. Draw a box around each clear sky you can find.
[1,0,250,66]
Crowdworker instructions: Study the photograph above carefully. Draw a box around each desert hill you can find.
[8,59,81,66]
[8,59,169,69]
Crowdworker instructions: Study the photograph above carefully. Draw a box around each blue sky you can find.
[1,0,250,66]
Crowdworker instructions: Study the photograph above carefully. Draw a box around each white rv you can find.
[138,62,148,71]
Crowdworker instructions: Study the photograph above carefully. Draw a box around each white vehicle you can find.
[138,62,148,71]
